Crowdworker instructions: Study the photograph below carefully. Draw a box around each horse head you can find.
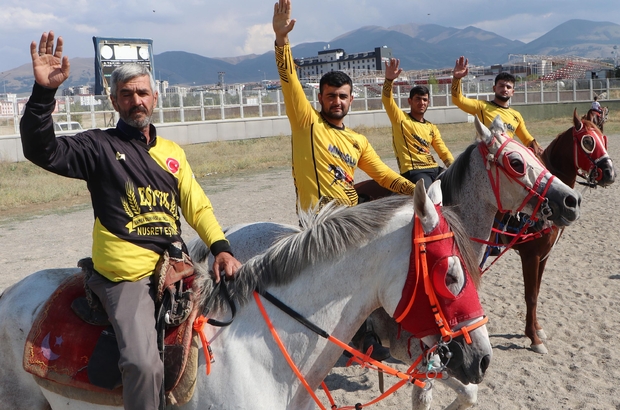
[391,181,492,385]
[572,109,615,187]
[474,115,581,227]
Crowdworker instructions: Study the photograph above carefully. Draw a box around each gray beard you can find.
[123,113,152,129]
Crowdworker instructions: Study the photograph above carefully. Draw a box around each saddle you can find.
[23,256,200,406]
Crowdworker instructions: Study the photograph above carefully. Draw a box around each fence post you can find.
[239,88,244,119]
[540,81,543,103]
[573,80,576,101]
[258,89,263,117]
[589,79,593,100]
[446,83,450,106]
[90,96,96,128]
[200,91,205,121]
[312,88,317,110]
[179,92,185,123]
[157,92,164,124]
[65,96,72,123]
[396,85,401,109]
[556,80,560,102]
[12,98,18,133]
[607,78,610,98]
[524,80,528,104]
[364,86,368,111]
[220,89,225,120]
[277,89,282,116]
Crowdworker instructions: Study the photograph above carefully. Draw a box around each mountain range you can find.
[2,19,620,94]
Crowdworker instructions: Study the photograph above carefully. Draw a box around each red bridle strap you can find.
[411,216,488,342]
[478,137,554,218]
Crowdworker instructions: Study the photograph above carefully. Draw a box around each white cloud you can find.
[0,7,60,31]
[236,24,274,56]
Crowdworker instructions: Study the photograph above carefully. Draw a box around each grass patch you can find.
[3,113,618,219]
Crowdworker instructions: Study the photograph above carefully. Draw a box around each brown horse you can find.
[496,109,615,354]
[584,106,609,132]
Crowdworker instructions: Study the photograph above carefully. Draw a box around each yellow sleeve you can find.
[177,148,228,248]
[430,124,454,166]
[513,110,535,146]
[381,79,408,125]
[357,140,415,195]
[275,43,317,131]
[451,78,484,116]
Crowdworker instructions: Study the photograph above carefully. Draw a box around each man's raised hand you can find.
[273,0,296,46]
[31,31,70,89]
[452,56,469,80]
[384,58,403,81]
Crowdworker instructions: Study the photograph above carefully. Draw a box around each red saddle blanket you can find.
[23,272,197,401]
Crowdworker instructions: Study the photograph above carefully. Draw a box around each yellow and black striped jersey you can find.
[276,44,415,212]
[451,77,534,146]
[382,79,454,173]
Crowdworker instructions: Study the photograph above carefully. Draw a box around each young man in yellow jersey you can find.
[273,0,411,361]
[451,56,544,156]
[382,58,454,188]
[272,0,415,216]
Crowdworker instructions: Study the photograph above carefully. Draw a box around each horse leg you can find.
[443,378,478,410]
[411,382,433,410]
[520,253,547,354]
[533,257,550,341]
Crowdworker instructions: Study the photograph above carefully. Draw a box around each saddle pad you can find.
[24,272,199,405]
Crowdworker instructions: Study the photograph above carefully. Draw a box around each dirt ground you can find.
[1,138,619,409]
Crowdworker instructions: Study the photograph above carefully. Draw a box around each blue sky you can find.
[1,0,619,73]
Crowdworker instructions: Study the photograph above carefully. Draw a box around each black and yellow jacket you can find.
[21,83,230,282]
[275,43,415,212]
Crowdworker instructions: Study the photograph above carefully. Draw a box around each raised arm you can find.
[384,58,403,81]
[31,31,70,89]
[273,0,296,46]
[452,56,469,80]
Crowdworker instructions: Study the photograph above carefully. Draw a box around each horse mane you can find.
[439,143,478,207]
[194,195,412,315]
[441,205,481,289]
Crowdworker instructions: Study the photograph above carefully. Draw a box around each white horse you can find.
[369,116,584,409]
[189,116,583,410]
[0,182,492,409]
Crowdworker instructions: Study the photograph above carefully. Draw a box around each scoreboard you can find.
[93,37,154,95]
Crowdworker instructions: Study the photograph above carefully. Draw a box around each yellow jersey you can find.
[276,43,415,212]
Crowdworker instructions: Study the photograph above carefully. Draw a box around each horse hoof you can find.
[530,343,548,354]
[536,329,547,340]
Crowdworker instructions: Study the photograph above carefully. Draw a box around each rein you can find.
[242,213,487,409]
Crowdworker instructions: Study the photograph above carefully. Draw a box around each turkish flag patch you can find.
[166,158,180,174]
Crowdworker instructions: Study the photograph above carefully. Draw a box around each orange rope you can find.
[193,315,213,376]
[253,291,327,410]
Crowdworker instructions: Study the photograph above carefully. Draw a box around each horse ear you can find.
[490,115,506,135]
[474,116,492,145]
[573,108,582,130]
[413,180,440,233]
[427,180,443,205]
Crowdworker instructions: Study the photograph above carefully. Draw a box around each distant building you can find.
[0,93,17,115]
[295,46,393,82]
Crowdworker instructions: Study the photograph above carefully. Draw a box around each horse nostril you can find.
[480,354,491,375]
[565,194,577,209]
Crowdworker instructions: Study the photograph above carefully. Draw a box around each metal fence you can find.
[2,78,619,136]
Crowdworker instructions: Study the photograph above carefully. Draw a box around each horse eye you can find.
[581,135,595,153]
[445,258,464,296]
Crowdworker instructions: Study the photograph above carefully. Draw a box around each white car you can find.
[54,121,83,132]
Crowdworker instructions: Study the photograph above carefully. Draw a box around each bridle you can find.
[193,209,488,409]
[478,134,555,221]
[572,123,610,187]
[474,134,556,270]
